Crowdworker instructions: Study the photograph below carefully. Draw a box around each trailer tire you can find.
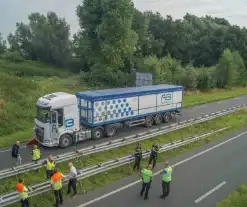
[163,112,171,123]
[154,114,162,125]
[92,127,104,140]
[105,124,117,137]
[145,116,154,128]
[59,134,72,148]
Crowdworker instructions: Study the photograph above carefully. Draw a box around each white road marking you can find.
[195,105,206,109]
[0,145,26,153]
[77,130,247,207]
[194,181,227,204]
[217,101,223,104]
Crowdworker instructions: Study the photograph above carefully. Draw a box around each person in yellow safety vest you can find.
[16,178,30,207]
[31,145,41,163]
[51,168,64,207]
[139,164,153,200]
[160,161,173,199]
[42,154,56,179]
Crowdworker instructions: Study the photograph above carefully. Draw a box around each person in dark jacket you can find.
[133,142,142,171]
[12,141,21,166]
[148,141,159,168]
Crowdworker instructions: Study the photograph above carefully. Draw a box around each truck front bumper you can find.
[37,139,58,147]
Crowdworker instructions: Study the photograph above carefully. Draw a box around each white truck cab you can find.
[34,92,80,148]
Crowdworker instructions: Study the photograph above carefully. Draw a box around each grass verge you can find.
[217,184,247,207]
[3,109,247,206]
[1,86,247,148]
[183,87,247,108]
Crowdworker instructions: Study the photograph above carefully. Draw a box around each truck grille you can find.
[35,127,44,142]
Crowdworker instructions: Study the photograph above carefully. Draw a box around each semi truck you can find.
[34,84,184,148]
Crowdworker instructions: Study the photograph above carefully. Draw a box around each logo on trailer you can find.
[161,93,172,104]
[65,119,74,128]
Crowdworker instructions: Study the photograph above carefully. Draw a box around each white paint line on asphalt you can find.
[217,101,223,104]
[194,181,227,204]
[195,105,206,109]
[77,130,247,207]
[0,145,26,153]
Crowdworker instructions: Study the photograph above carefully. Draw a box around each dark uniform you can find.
[148,143,159,168]
[133,143,142,171]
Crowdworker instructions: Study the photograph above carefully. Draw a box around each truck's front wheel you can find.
[59,134,72,148]
[92,127,104,140]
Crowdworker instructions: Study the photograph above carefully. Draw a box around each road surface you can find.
[61,126,247,207]
[0,95,246,170]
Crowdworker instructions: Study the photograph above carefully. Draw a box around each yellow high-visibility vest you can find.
[51,172,64,190]
[162,167,172,182]
[18,186,29,200]
[47,160,55,170]
[32,149,41,161]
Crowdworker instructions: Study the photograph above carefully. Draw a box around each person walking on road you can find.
[42,154,56,179]
[51,168,64,207]
[12,141,22,167]
[31,145,41,164]
[148,141,159,168]
[67,162,77,196]
[16,178,30,207]
[139,164,153,200]
[160,161,173,199]
[133,142,142,171]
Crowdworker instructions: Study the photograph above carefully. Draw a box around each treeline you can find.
[0,0,247,89]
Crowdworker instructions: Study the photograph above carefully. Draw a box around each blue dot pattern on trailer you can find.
[94,98,136,121]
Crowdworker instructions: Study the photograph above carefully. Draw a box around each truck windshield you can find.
[36,107,51,123]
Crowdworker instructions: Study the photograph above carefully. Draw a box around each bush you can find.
[0,59,70,77]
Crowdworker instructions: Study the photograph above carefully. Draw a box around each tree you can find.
[8,12,71,68]
[0,33,7,54]
[76,0,138,85]
[216,49,236,88]
[232,51,247,85]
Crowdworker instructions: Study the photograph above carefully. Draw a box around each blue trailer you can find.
[76,84,184,139]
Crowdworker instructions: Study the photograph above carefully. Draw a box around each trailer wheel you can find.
[145,116,153,128]
[105,124,117,137]
[163,112,171,123]
[92,127,104,140]
[154,114,162,125]
[59,134,72,148]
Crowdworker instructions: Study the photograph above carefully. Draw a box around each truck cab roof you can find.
[36,92,77,109]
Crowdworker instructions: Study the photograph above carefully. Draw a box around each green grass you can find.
[183,87,247,108]
[217,184,247,207]
[2,109,247,204]
[5,110,247,207]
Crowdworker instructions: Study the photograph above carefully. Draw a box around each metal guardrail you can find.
[0,104,246,181]
[0,127,229,206]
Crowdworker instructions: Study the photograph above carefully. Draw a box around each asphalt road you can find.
[61,126,247,207]
[0,95,247,170]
